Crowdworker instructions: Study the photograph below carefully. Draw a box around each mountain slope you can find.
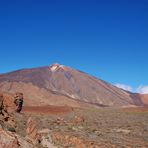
[139,94,148,105]
[0,63,144,107]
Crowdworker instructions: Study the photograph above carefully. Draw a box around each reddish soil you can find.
[22,105,74,115]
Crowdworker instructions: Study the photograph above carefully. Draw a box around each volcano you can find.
[0,63,146,107]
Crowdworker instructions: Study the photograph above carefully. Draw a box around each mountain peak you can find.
[49,63,65,72]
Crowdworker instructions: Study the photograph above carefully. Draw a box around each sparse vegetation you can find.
[17,107,148,147]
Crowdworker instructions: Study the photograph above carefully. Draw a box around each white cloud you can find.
[137,86,148,94]
[114,83,148,94]
[115,83,133,92]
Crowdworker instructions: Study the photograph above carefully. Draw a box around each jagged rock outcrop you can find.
[0,127,34,148]
[0,92,23,114]
[0,93,16,115]
[0,92,24,129]
[0,93,17,131]
[0,127,20,148]
[26,117,58,147]
[26,117,41,145]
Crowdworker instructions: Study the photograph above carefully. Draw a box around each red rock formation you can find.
[26,117,41,145]
[0,92,16,114]
[0,128,20,148]
[0,127,35,148]
[0,92,24,128]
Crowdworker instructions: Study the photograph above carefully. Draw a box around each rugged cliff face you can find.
[0,63,145,107]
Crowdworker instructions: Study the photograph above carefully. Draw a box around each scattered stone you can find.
[51,132,99,148]
[38,128,51,134]
[115,128,131,134]
[73,116,85,124]
[53,117,66,125]
[41,134,57,148]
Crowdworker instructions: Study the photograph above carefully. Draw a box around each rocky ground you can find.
[1,106,147,148]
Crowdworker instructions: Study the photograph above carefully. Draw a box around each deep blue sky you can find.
[0,0,148,90]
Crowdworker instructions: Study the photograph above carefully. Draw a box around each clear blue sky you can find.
[0,0,148,91]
